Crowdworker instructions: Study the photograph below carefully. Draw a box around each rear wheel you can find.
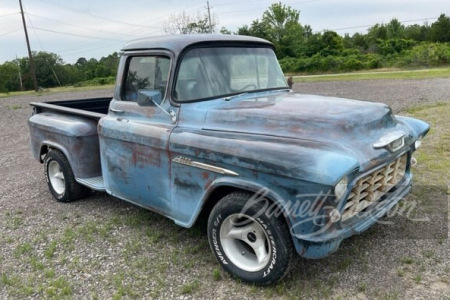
[44,150,89,202]
[207,192,295,285]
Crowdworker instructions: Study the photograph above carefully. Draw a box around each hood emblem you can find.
[373,131,405,152]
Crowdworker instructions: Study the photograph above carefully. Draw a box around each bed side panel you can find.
[28,112,101,178]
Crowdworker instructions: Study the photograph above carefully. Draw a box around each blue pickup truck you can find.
[28,34,429,285]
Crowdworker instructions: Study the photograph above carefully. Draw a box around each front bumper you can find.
[292,173,412,259]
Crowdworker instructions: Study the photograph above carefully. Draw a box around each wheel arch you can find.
[39,141,71,163]
[194,179,294,235]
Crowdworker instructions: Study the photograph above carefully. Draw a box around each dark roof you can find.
[122,34,273,55]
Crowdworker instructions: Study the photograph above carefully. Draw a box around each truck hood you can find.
[203,92,397,141]
[201,92,413,171]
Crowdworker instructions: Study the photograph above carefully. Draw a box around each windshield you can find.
[174,47,287,102]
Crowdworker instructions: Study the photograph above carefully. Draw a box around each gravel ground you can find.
[293,77,450,113]
[0,79,448,299]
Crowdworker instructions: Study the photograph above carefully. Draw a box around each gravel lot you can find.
[0,78,448,299]
[294,77,450,113]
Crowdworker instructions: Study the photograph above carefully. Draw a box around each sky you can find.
[1,0,449,64]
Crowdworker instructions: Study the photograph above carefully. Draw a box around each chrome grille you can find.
[341,154,408,222]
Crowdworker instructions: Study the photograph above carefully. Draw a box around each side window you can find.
[122,56,170,102]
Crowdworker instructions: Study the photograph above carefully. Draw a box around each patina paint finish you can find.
[28,35,430,261]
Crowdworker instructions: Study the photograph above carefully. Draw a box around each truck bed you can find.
[30,97,112,119]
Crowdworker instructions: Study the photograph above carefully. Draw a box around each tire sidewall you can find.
[208,198,288,284]
[44,153,68,201]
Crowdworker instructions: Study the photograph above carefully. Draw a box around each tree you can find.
[351,33,369,50]
[430,14,450,42]
[367,23,388,41]
[404,24,430,41]
[261,2,304,58]
[320,31,344,56]
[76,57,88,66]
[237,3,303,58]
[220,27,231,35]
[0,62,21,93]
[164,11,217,34]
[386,18,405,39]
[17,51,65,89]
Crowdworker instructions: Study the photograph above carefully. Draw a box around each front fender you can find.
[172,177,286,228]
[396,115,430,140]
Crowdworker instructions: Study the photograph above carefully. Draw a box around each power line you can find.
[25,13,45,51]
[33,27,125,41]
[36,0,164,29]
[25,12,144,38]
[0,12,20,17]
[216,0,321,15]
[0,28,22,37]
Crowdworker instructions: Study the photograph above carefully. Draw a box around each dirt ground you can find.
[0,78,448,299]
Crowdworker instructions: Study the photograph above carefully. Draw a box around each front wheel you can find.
[207,192,295,285]
[44,150,89,202]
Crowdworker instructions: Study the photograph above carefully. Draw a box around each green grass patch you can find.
[292,67,450,83]
[0,84,114,98]
[401,257,414,264]
[404,102,450,186]
[180,279,200,295]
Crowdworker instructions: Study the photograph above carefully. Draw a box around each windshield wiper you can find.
[223,92,248,101]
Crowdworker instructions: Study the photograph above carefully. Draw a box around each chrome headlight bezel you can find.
[334,176,348,199]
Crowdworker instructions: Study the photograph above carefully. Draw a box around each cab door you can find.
[98,53,176,216]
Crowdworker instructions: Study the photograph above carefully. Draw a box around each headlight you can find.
[334,176,348,199]
[414,137,422,150]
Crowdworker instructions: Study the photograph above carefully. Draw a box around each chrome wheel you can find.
[220,214,271,272]
[48,160,65,194]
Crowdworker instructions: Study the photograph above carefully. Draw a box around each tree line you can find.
[1,2,450,92]
[0,52,119,93]
[236,3,450,73]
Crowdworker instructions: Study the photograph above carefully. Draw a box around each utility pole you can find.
[16,55,24,91]
[206,1,212,33]
[18,0,38,92]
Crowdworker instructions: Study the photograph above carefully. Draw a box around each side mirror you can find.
[137,90,162,107]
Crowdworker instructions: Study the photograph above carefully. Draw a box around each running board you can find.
[76,176,105,191]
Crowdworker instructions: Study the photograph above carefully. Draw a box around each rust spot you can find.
[204,180,213,190]
[130,145,161,168]
[202,172,209,180]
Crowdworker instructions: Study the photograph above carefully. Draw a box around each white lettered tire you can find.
[207,192,295,285]
[44,150,89,202]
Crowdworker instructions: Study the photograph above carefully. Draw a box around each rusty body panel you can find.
[28,34,430,260]
[28,111,102,179]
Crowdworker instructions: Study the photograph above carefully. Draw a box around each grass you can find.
[292,66,450,83]
[180,279,200,295]
[404,102,450,186]
[401,257,414,265]
[0,84,114,98]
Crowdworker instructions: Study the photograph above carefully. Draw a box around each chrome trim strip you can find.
[172,157,239,176]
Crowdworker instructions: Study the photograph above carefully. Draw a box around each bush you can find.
[341,56,364,71]
[73,76,115,87]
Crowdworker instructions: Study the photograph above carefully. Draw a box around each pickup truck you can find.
[28,34,429,285]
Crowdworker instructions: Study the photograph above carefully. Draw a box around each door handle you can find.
[109,108,124,113]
